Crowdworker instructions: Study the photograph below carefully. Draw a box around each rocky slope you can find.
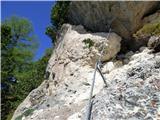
[12,1,160,120]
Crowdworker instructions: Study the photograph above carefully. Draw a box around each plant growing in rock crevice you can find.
[83,38,95,49]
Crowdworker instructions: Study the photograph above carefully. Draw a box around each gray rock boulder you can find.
[148,36,160,52]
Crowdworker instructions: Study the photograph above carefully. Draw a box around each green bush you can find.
[83,38,95,48]
[51,1,70,28]
[45,1,70,44]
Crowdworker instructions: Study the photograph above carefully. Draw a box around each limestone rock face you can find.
[12,24,160,120]
[11,24,121,120]
[65,49,160,120]
[68,1,159,39]
[87,49,160,120]
[11,23,160,120]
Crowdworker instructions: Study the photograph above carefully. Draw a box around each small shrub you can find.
[83,38,94,49]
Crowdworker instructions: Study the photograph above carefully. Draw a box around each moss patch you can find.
[15,108,34,120]
[134,22,160,39]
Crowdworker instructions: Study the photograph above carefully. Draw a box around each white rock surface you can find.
[102,62,115,74]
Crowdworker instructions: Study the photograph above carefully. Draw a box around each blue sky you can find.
[1,1,55,60]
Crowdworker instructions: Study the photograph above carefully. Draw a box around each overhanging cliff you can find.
[68,1,159,39]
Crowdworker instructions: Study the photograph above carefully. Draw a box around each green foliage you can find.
[6,48,52,120]
[2,16,38,66]
[1,24,12,80]
[1,14,53,120]
[45,26,57,44]
[1,16,44,120]
[15,108,35,120]
[1,25,12,51]
[45,1,70,44]
[51,1,70,28]
[134,22,160,39]
[3,16,33,39]
[1,24,13,120]
[83,38,95,49]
